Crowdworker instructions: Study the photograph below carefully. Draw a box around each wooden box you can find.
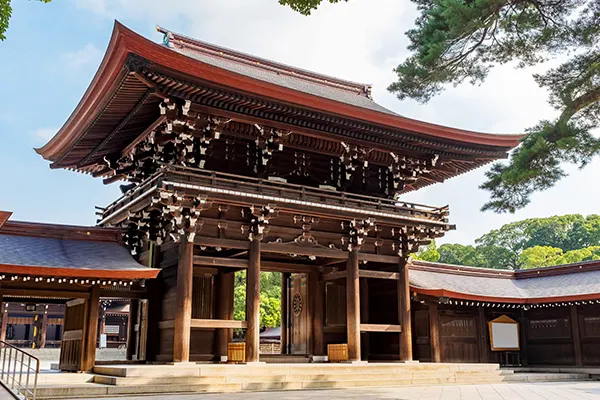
[327,344,348,362]
[227,342,246,363]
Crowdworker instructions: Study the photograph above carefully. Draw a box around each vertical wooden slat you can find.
[346,250,361,361]
[398,258,412,361]
[174,238,194,363]
[313,272,325,356]
[429,302,441,362]
[40,312,48,349]
[280,273,289,355]
[478,307,489,363]
[570,305,583,366]
[245,239,261,362]
[126,300,139,360]
[519,308,528,366]
[215,270,234,358]
[81,286,100,371]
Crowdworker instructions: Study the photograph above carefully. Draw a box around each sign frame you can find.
[488,314,520,351]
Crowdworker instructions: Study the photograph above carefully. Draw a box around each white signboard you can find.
[489,315,520,351]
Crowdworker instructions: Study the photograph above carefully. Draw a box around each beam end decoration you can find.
[116,190,212,255]
[342,218,376,252]
[242,205,279,242]
[340,142,369,182]
[104,99,229,188]
[388,153,439,196]
[392,224,447,259]
[254,125,289,173]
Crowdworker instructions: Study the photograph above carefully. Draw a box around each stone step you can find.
[93,370,515,386]
[32,373,592,399]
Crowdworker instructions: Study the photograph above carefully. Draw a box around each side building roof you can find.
[0,220,158,279]
[409,259,600,304]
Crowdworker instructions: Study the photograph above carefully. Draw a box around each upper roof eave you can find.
[37,22,524,164]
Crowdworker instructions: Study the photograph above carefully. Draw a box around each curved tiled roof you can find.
[409,260,600,303]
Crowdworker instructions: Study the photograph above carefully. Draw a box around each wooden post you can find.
[0,300,6,343]
[313,272,325,356]
[346,250,361,361]
[215,270,234,359]
[81,285,100,371]
[519,308,528,366]
[40,311,48,349]
[280,273,289,355]
[245,239,261,363]
[126,300,139,360]
[360,278,369,361]
[570,305,583,366]
[478,307,488,363]
[98,306,106,342]
[428,302,441,362]
[174,238,194,363]
[398,258,412,361]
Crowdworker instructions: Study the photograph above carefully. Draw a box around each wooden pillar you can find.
[126,300,139,360]
[519,308,528,366]
[174,238,194,363]
[215,270,234,358]
[360,278,369,360]
[478,307,489,363]
[428,302,441,362]
[0,301,7,343]
[280,273,289,355]
[313,272,325,356]
[98,307,106,342]
[570,305,583,366]
[245,239,261,363]
[40,311,48,349]
[398,258,412,361]
[346,250,361,361]
[81,285,100,371]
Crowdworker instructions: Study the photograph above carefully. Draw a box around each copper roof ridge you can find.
[156,25,372,97]
[2,220,123,242]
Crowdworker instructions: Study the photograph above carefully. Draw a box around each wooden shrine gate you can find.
[289,275,309,354]
[59,289,100,372]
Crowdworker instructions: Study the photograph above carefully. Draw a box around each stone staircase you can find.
[31,363,591,399]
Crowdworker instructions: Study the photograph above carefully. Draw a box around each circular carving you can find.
[292,293,303,316]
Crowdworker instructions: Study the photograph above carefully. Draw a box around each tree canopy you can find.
[283,0,600,213]
[0,0,50,41]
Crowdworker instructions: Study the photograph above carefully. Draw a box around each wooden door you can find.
[59,299,88,371]
[289,275,308,354]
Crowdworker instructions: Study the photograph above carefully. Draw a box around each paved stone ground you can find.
[89,382,600,400]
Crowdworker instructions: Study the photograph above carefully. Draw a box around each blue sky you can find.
[1,0,599,243]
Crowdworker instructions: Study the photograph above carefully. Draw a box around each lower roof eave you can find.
[0,264,159,280]
[412,287,600,305]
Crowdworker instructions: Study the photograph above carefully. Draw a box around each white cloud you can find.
[33,127,58,141]
[64,43,102,70]
[70,0,599,244]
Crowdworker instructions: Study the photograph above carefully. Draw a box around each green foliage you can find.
[386,0,600,212]
[412,240,440,262]
[233,271,282,329]
[438,214,600,270]
[0,0,51,41]
[278,0,347,15]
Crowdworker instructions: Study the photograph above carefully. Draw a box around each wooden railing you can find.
[100,166,450,226]
[0,341,39,399]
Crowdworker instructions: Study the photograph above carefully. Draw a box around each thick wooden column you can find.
[246,239,261,362]
[174,238,194,363]
[215,270,235,358]
[0,300,6,343]
[398,258,412,361]
[280,273,289,354]
[126,300,139,360]
[81,286,100,371]
[360,278,369,360]
[478,307,489,363]
[518,308,528,366]
[428,302,441,362]
[311,271,325,356]
[40,311,48,349]
[570,305,583,366]
[346,250,361,361]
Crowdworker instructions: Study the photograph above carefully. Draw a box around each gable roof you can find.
[409,260,600,304]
